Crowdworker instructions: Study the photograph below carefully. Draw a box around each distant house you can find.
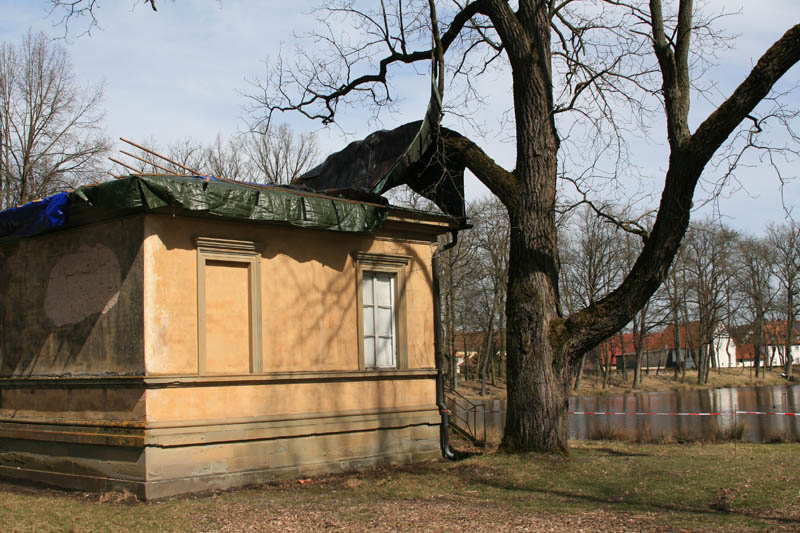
[602,330,672,370]
[452,330,504,374]
[734,321,800,367]
[603,322,740,370]
[0,174,459,500]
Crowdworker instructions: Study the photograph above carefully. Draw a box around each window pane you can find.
[376,337,394,368]
[363,306,374,336]
[362,276,373,305]
[364,336,376,368]
[376,307,393,337]
[362,270,396,369]
[375,273,393,307]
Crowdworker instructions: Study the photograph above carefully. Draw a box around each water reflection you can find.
[449,384,800,443]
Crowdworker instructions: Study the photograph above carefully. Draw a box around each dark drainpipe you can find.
[433,230,458,460]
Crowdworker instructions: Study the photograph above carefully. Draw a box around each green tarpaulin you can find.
[0,175,388,241]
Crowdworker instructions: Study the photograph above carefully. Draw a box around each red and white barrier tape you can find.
[569,411,720,416]
[449,407,800,416]
[567,410,800,417]
[735,411,800,416]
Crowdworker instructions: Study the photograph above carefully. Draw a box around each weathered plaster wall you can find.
[0,217,148,495]
[143,215,436,376]
[0,216,145,377]
[0,382,145,422]
[141,422,440,500]
[145,379,435,422]
[136,214,442,497]
[0,211,442,499]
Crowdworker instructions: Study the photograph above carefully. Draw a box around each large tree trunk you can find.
[785,295,794,379]
[495,2,569,453]
[458,3,798,454]
[501,169,565,452]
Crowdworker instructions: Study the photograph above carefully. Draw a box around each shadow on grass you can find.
[453,465,800,527]
[588,447,651,458]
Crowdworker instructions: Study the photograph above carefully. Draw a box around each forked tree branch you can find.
[259,0,491,125]
[440,128,518,209]
[559,21,800,361]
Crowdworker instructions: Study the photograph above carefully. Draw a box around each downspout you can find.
[430,4,459,459]
[433,230,458,460]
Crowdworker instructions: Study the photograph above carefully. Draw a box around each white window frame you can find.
[353,252,409,370]
[362,271,397,368]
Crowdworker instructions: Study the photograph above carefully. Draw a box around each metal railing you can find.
[444,386,487,448]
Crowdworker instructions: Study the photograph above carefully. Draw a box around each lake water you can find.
[449,384,800,443]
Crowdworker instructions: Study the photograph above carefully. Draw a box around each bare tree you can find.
[559,206,626,390]
[439,207,481,389]
[662,241,691,381]
[470,197,509,395]
[200,134,250,180]
[385,185,440,212]
[117,127,317,183]
[255,1,800,452]
[247,124,319,185]
[731,235,777,377]
[0,30,108,209]
[50,1,800,453]
[620,229,668,389]
[681,220,738,383]
[767,221,800,379]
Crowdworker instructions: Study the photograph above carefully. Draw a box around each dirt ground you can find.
[2,441,798,532]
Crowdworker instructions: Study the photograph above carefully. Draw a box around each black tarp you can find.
[294,86,467,221]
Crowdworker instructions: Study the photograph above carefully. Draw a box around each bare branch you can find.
[246,0,490,128]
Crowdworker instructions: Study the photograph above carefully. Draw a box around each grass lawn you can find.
[1,441,798,532]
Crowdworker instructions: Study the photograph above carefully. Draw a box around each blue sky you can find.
[0,0,797,233]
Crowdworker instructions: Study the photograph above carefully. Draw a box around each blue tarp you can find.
[0,192,69,238]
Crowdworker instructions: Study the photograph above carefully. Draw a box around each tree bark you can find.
[785,293,795,379]
[633,346,643,389]
[573,352,587,392]
[480,318,494,396]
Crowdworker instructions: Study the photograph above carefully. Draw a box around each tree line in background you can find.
[0,31,318,211]
[117,123,318,185]
[434,197,800,394]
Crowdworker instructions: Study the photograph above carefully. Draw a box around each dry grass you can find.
[576,367,787,397]
[584,420,748,444]
[1,442,798,532]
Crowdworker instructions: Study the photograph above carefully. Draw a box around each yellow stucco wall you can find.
[143,214,436,377]
[142,214,438,422]
[0,210,446,498]
[146,379,435,423]
[204,260,252,374]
